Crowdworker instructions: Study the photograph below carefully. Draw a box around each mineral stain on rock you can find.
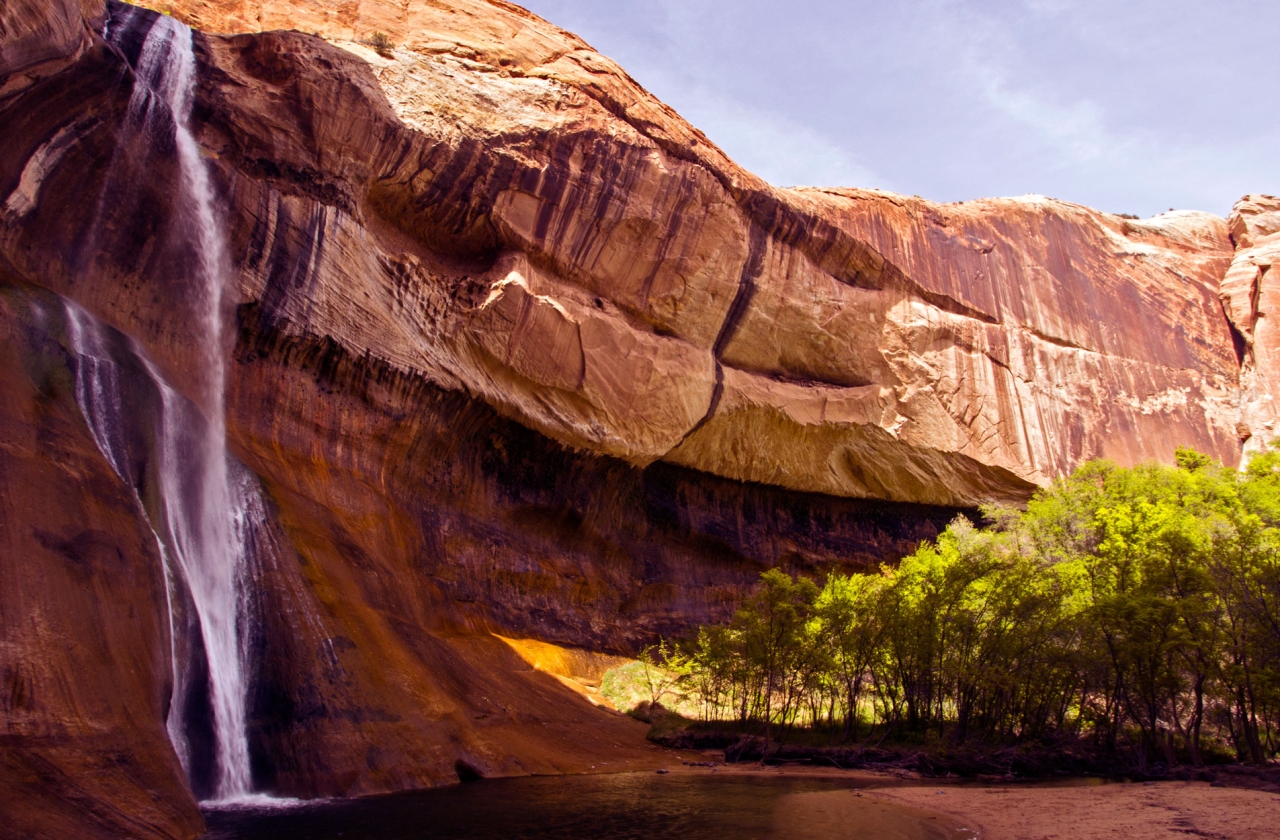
[0,0,1276,837]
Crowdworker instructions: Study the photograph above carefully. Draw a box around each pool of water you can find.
[202,773,970,840]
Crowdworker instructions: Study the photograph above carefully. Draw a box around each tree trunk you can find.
[1188,676,1205,767]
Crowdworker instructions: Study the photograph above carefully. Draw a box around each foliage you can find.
[600,659,701,721]
[365,31,395,58]
[670,446,1280,768]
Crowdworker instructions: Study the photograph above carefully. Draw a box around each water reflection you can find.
[203,773,965,839]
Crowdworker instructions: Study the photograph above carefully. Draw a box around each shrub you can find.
[367,31,395,58]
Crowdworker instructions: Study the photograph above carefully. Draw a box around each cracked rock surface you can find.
[74,0,1252,508]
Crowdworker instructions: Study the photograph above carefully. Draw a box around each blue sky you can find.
[519,0,1279,218]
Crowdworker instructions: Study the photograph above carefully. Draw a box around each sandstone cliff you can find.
[187,1,1254,500]
[163,0,1246,507]
[0,287,204,840]
[1222,194,1280,458]
[0,0,1273,837]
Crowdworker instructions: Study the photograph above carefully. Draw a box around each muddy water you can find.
[203,773,972,839]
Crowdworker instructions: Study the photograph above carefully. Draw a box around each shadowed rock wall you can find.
[0,285,204,840]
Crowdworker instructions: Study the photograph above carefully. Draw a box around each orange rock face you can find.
[1222,194,1280,459]
[117,0,1244,507]
[0,0,1274,835]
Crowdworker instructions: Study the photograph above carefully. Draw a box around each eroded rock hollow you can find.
[0,0,1273,837]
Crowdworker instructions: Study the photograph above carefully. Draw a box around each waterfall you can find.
[75,5,256,802]
[65,300,256,801]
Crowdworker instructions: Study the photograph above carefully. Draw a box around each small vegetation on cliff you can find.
[639,446,1280,773]
[364,31,396,58]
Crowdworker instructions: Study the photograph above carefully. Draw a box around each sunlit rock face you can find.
[61,0,1242,507]
[0,0,1267,834]
[1222,194,1280,460]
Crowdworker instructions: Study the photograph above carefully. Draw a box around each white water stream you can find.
[67,7,256,801]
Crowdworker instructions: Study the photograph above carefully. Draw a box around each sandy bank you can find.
[870,778,1280,840]
[627,750,1280,839]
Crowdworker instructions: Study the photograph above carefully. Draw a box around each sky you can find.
[518,0,1279,218]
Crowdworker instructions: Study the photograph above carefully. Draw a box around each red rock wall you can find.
[0,285,203,840]
[1222,194,1280,459]
[120,0,1243,506]
[0,0,104,96]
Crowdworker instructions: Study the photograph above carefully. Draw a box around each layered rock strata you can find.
[0,0,1273,837]
[123,0,1244,507]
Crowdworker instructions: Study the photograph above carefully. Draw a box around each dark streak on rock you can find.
[670,224,769,449]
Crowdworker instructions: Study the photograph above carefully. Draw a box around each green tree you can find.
[673,447,1280,768]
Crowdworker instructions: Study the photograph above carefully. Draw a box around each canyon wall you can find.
[1222,194,1280,458]
[128,0,1244,505]
[0,288,204,840]
[0,0,1273,837]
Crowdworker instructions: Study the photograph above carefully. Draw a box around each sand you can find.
[645,754,1280,839]
[869,779,1280,840]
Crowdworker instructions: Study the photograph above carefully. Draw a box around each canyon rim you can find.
[1,0,1278,837]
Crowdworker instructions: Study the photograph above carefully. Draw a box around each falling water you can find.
[71,6,256,801]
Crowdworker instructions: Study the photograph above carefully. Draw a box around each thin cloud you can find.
[934,0,1251,214]
[520,0,1280,217]
[942,1,1123,166]
[677,88,888,189]
[570,0,887,191]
